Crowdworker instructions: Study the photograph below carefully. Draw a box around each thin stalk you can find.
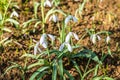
[21,70,25,80]
[2,0,11,24]
[41,0,45,33]
[0,0,11,41]
[47,48,51,62]
[81,58,91,80]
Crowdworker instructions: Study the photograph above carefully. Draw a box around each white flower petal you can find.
[65,32,72,42]
[53,15,58,22]
[65,15,72,24]
[42,42,48,48]
[10,10,19,18]
[106,36,110,44]
[44,0,52,7]
[72,32,79,40]
[48,15,53,21]
[91,34,96,44]
[40,33,47,45]
[72,16,78,22]
[49,15,58,22]
[65,43,73,52]
[34,42,39,55]
[47,34,55,42]
[59,43,65,51]
[38,47,42,53]
[40,33,48,48]
[97,35,101,41]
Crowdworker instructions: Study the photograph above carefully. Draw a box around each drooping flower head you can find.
[106,36,110,44]
[90,34,101,44]
[65,32,79,43]
[44,0,52,7]
[65,15,78,25]
[59,42,73,52]
[10,10,19,18]
[49,14,58,22]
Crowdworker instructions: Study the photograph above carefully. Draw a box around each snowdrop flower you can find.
[47,34,56,42]
[39,33,55,48]
[40,33,48,48]
[44,0,52,7]
[10,10,19,18]
[65,15,78,25]
[106,36,110,44]
[65,32,79,43]
[59,42,73,52]
[90,34,101,44]
[34,42,42,55]
[49,14,58,22]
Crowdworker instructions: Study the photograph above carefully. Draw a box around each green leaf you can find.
[103,76,114,80]
[27,59,44,69]
[93,76,114,80]
[30,66,49,80]
[34,2,40,18]
[45,8,66,22]
[107,46,112,56]
[36,71,48,80]
[21,53,37,59]
[0,37,9,44]
[2,27,12,32]
[72,49,101,64]
[5,18,19,28]
[0,13,2,20]
[94,64,99,76]
[58,59,63,80]
[3,64,20,76]
[52,62,57,80]
[3,39,12,45]
[64,69,74,80]
[72,60,82,78]
[34,21,41,28]
[22,19,38,28]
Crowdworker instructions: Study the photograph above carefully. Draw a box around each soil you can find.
[0,0,120,80]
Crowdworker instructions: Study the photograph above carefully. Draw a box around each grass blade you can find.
[64,69,74,80]
[52,61,57,80]
[30,66,49,80]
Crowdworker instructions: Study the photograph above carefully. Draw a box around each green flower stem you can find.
[81,58,91,80]
[0,0,11,41]
[41,0,45,33]
[2,0,11,24]
[47,48,51,62]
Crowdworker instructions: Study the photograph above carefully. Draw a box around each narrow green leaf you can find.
[0,37,9,44]
[64,69,74,80]
[2,27,12,32]
[72,60,82,78]
[34,2,40,18]
[72,49,101,64]
[94,64,99,76]
[45,8,66,22]
[27,60,44,69]
[93,76,114,80]
[5,18,19,28]
[30,66,49,80]
[21,54,37,59]
[103,76,114,80]
[58,59,63,79]
[52,62,57,80]
[0,13,2,20]
[3,65,19,76]
[22,19,38,28]
[36,71,48,80]
[34,21,41,28]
